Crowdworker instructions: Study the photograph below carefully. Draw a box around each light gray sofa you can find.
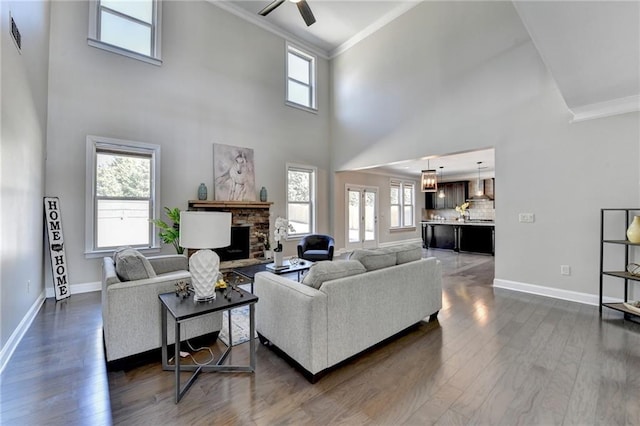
[254,244,442,381]
[102,252,222,363]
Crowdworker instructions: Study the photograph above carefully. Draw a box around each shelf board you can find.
[602,302,640,318]
[602,271,640,282]
[602,239,640,246]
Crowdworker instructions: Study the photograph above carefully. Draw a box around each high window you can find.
[88,0,162,65]
[286,43,317,111]
[287,164,317,237]
[85,135,161,255]
[390,180,415,229]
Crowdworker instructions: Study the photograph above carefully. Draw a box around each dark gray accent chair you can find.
[297,234,335,261]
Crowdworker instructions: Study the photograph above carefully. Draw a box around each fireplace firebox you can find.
[214,225,250,261]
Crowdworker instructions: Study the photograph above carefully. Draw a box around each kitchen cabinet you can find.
[422,221,494,255]
[459,225,494,255]
[425,181,468,210]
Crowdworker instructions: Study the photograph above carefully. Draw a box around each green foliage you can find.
[97,154,150,197]
[150,207,184,254]
[287,170,310,202]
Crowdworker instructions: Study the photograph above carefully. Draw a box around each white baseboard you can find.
[45,281,101,299]
[0,292,46,375]
[493,278,619,306]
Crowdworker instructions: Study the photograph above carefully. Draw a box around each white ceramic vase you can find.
[274,251,284,267]
[627,216,640,243]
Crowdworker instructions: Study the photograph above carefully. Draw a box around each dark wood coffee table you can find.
[233,259,313,292]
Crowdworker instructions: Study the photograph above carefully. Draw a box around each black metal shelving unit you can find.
[599,208,640,321]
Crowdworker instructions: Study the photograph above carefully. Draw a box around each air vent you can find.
[10,13,21,52]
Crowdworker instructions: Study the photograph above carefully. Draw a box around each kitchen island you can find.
[421,220,494,255]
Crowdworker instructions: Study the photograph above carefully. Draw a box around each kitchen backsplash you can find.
[423,199,495,221]
[467,200,495,220]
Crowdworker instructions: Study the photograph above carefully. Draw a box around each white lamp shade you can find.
[179,211,231,249]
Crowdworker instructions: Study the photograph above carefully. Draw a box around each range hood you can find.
[467,178,494,201]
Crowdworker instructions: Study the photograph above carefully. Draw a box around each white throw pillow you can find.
[348,248,396,271]
[302,260,366,289]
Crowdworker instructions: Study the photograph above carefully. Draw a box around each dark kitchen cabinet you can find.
[425,181,468,210]
[425,224,457,250]
[459,225,494,255]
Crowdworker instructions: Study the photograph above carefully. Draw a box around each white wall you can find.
[45,0,330,287]
[331,1,640,298]
[0,1,50,348]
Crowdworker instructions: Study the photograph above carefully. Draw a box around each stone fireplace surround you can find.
[187,200,271,267]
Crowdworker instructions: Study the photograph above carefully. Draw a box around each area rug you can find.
[218,284,257,346]
[219,305,255,346]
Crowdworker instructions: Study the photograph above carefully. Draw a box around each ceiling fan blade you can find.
[259,0,285,17]
[297,0,316,26]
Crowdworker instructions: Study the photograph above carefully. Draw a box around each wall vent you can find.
[10,13,21,52]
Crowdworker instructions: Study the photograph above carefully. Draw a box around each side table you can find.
[159,288,258,403]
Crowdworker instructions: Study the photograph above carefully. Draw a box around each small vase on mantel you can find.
[259,186,268,202]
[197,183,208,200]
[627,216,640,243]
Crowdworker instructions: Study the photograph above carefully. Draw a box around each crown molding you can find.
[570,94,640,123]
[330,1,421,59]
[208,1,330,60]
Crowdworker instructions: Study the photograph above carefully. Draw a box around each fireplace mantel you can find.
[188,200,272,209]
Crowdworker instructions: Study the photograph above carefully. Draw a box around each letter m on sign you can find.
[44,197,71,301]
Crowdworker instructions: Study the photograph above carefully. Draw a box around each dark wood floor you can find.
[2,250,640,425]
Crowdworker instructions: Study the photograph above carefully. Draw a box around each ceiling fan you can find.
[259,0,316,27]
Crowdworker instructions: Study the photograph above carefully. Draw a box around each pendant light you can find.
[476,161,484,196]
[438,166,445,198]
[421,160,437,193]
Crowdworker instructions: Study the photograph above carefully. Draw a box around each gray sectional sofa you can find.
[254,243,442,382]
[102,250,222,363]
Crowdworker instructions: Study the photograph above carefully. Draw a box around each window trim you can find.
[285,42,317,113]
[87,0,163,66]
[85,135,162,258]
[390,179,416,230]
[286,163,317,239]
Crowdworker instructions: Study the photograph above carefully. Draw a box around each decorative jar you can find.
[627,216,640,243]
[198,183,208,200]
[259,186,268,202]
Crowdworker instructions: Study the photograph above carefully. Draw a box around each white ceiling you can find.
[217,0,419,57]
[513,1,640,122]
[214,0,639,176]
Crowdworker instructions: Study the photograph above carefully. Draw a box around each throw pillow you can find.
[348,248,396,271]
[393,243,423,264]
[302,260,366,290]
[113,247,157,282]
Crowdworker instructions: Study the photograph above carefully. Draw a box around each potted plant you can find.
[273,217,295,267]
[455,202,470,222]
[150,207,184,254]
[254,231,272,259]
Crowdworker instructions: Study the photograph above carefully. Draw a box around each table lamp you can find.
[179,211,231,302]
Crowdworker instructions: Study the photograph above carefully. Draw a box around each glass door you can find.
[346,185,378,250]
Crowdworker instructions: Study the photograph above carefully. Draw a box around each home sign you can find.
[44,197,70,301]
